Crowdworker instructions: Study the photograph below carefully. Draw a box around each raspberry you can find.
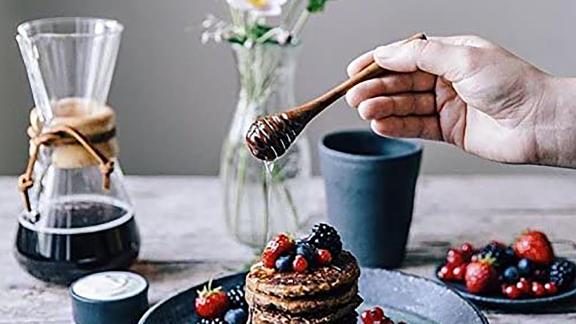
[437,264,455,281]
[315,249,333,266]
[516,279,531,294]
[531,282,546,297]
[460,242,475,260]
[293,255,309,273]
[544,282,558,295]
[447,249,465,265]
[361,307,385,324]
[503,285,522,299]
[452,264,467,281]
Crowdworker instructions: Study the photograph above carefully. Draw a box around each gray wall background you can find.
[1,0,576,176]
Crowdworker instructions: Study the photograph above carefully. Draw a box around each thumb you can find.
[374,39,481,83]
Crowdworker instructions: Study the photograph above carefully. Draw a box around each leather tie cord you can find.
[17,124,115,212]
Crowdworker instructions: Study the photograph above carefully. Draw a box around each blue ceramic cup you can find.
[319,130,422,268]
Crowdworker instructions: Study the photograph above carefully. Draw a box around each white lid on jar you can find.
[71,271,148,301]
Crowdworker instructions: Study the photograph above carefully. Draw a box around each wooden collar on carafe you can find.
[18,98,118,212]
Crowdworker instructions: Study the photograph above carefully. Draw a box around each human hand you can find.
[346,35,576,167]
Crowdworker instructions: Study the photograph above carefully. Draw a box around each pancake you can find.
[248,297,362,324]
[248,311,359,324]
[246,251,360,298]
[246,283,359,314]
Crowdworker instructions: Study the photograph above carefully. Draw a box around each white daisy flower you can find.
[227,0,288,17]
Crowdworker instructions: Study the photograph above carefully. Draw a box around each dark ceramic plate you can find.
[139,268,487,324]
[434,264,576,310]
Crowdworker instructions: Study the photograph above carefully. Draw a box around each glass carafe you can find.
[14,17,140,285]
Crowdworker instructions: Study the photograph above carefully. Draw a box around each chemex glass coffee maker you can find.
[14,17,140,284]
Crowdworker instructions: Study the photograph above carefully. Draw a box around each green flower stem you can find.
[282,0,304,31]
[255,28,282,44]
[291,9,311,40]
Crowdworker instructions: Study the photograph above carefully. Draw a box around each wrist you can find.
[534,75,576,168]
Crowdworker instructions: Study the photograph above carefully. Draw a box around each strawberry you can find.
[195,280,229,319]
[261,233,295,268]
[512,230,554,265]
[465,257,498,294]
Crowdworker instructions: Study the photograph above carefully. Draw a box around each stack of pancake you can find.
[245,250,362,323]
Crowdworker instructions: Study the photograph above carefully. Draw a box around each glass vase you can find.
[220,43,312,249]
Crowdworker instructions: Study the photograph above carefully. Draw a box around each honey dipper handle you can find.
[292,33,427,119]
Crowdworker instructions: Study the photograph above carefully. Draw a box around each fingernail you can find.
[374,45,397,61]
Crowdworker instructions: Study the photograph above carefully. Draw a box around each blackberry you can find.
[198,318,225,324]
[549,258,576,290]
[227,285,247,310]
[475,242,515,270]
[306,223,342,257]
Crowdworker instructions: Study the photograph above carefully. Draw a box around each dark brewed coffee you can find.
[14,200,140,285]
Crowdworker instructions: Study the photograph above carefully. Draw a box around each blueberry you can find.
[275,254,294,272]
[518,258,533,277]
[505,246,517,261]
[503,266,520,283]
[296,241,317,264]
[224,308,247,324]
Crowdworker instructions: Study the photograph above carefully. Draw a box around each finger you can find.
[347,50,374,77]
[358,93,436,120]
[371,116,442,140]
[373,39,483,83]
[428,35,496,48]
[348,35,429,77]
[346,71,436,108]
[346,34,428,77]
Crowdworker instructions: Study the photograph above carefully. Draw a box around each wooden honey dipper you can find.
[245,33,427,161]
